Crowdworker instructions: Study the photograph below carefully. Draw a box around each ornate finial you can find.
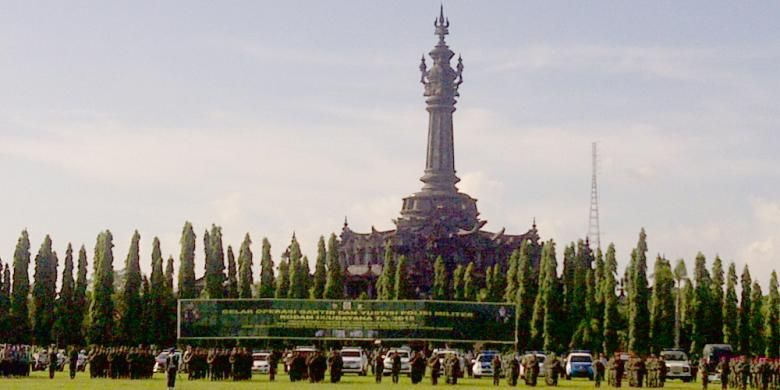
[434,4,450,43]
[343,216,349,227]
[532,217,537,230]
[291,231,296,240]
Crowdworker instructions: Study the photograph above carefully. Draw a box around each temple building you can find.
[340,8,540,298]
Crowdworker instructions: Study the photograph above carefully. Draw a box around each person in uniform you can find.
[594,353,606,388]
[68,347,78,380]
[616,353,626,388]
[391,351,401,384]
[268,350,279,382]
[374,350,384,383]
[429,352,441,385]
[409,350,425,384]
[700,358,710,390]
[509,354,520,386]
[719,356,731,390]
[492,354,502,386]
[329,349,343,383]
[47,346,57,379]
[546,353,561,386]
[165,348,179,390]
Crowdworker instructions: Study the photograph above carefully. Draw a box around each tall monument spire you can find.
[418,5,464,194]
[398,6,478,232]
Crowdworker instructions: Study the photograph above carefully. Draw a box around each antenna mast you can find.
[588,142,601,250]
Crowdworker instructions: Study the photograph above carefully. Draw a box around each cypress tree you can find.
[204,225,225,299]
[120,231,143,345]
[140,275,151,345]
[177,222,197,299]
[738,265,752,356]
[452,264,465,301]
[394,255,413,300]
[288,257,306,299]
[602,243,620,355]
[88,230,115,345]
[432,256,448,300]
[680,279,696,353]
[562,243,577,331]
[481,264,494,302]
[750,282,765,357]
[311,236,327,299]
[32,235,58,346]
[531,242,550,350]
[73,245,88,346]
[463,262,477,302]
[0,261,10,342]
[492,263,506,302]
[238,233,254,299]
[166,255,175,292]
[163,255,177,346]
[10,230,31,344]
[650,255,674,353]
[378,243,396,300]
[275,259,290,299]
[299,256,311,298]
[722,262,739,347]
[593,247,605,337]
[673,259,689,349]
[691,252,712,355]
[516,241,536,353]
[628,229,650,355]
[324,234,344,299]
[767,271,780,358]
[149,237,166,345]
[710,256,725,343]
[226,245,238,298]
[504,250,520,303]
[259,238,275,298]
[541,240,562,352]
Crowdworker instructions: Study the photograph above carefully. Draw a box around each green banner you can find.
[178,299,516,344]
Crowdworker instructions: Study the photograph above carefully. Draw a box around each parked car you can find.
[520,351,548,379]
[660,349,692,382]
[565,351,594,380]
[382,348,411,375]
[252,350,270,373]
[472,351,499,379]
[340,347,369,376]
[433,349,466,378]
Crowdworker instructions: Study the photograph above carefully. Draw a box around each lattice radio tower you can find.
[588,142,601,250]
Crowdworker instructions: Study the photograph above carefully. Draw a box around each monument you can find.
[339,7,540,298]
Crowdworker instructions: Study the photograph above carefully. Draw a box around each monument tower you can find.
[339,7,540,298]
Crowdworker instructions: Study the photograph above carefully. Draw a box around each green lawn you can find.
[0,372,704,390]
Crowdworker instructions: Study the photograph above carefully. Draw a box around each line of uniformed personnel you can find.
[181,347,253,381]
[701,356,780,390]
[87,346,156,379]
[606,353,666,388]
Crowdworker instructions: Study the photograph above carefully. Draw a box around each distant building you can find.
[340,8,540,298]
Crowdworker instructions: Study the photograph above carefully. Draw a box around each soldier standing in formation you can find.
[374,350,384,383]
[700,357,710,390]
[428,352,441,385]
[391,351,401,384]
[410,350,426,384]
[720,357,731,390]
[594,353,606,388]
[509,354,520,386]
[491,354,502,386]
[444,353,461,385]
[165,348,179,390]
[47,346,56,379]
[328,349,343,383]
[545,353,562,386]
[524,353,539,386]
[68,347,78,379]
[268,350,279,382]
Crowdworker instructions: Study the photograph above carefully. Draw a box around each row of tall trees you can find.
[0,224,778,359]
[0,223,345,347]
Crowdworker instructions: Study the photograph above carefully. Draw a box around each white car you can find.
[252,351,270,373]
[340,347,369,375]
[285,346,318,372]
[520,352,547,378]
[660,349,692,382]
[383,348,411,375]
[565,351,594,380]
[472,353,498,379]
[433,349,466,378]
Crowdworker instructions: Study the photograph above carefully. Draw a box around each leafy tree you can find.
[432,256,448,300]
[0,259,8,342]
[32,235,58,346]
[204,225,225,299]
[452,264,465,301]
[139,275,151,345]
[73,245,88,345]
[531,242,550,350]
[516,241,536,353]
[165,256,175,292]
[650,255,674,353]
[562,243,578,333]
[238,233,254,299]
[311,236,327,299]
[628,229,650,355]
[504,250,519,303]
[163,255,177,346]
[602,244,620,355]
[275,259,290,299]
[119,231,143,345]
[88,230,115,345]
[394,255,413,300]
[259,238,275,298]
[541,240,563,352]
[10,230,31,344]
[710,256,725,343]
[377,243,396,300]
[286,234,305,298]
[690,252,712,355]
[750,282,765,357]
[177,222,197,299]
[722,262,739,347]
[680,279,696,353]
[738,265,752,355]
[492,263,506,302]
[673,259,689,349]
[463,262,477,301]
[148,237,166,345]
[766,271,780,358]
[324,234,344,299]
[226,245,239,298]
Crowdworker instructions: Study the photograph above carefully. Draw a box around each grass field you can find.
[0,372,705,390]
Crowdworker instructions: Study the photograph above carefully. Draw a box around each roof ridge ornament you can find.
[434,4,450,44]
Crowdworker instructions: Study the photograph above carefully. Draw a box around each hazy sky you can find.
[1,1,779,287]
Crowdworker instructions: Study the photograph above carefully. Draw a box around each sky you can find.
[1,1,779,287]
